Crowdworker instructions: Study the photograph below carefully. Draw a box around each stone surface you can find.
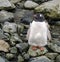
[29,56,53,62]
[3,22,17,33]
[9,0,21,4]
[6,53,14,60]
[48,42,60,53]
[0,29,7,40]
[0,56,5,62]
[16,43,29,52]
[20,10,34,25]
[18,55,24,62]
[28,46,48,57]
[0,10,14,22]
[10,33,23,43]
[24,1,39,9]
[0,0,15,10]
[10,47,17,54]
[56,55,60,62]
[35,0,60,19]
[0,40,10,52]
[45,53,58,60]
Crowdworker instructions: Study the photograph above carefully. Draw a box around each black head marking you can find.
[34,13,45,22]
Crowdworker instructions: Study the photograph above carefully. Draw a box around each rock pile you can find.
[0,0,60,62]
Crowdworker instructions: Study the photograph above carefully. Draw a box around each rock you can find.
[28,46,48,57]
[35,0,60,19]
[6,53,14,60]
[0,29,7,40]
[18,55,24,62]
[56,55,60,62]
[29,56,53,62]
[10,33,23,43]
[33,0,49,3]
[0,40,10,52]
[48,42,60,53]
[55,21,60,25]
[24,1,39,9]
[14,10,33,24]
[10,47,17,54]
[14,10,26,23]
[45,53,58,60]
[0,56,6,62]
[17,24,24,34]
[22,53,30,60]
[0,10,14,22]
[9,0,21,4]
[20,10,34,25]
[3,22,17,33]
[16,43,29,52]
[0,0,15,10]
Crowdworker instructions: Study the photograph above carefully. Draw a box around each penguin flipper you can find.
[26,28,30,40]
[47,29,51,41]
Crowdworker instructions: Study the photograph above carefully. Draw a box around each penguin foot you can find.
[31,46,37,51]
[38,46,44,51]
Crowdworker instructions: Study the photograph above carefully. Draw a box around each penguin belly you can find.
[28,21,48,47]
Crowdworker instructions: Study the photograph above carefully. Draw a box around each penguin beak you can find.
[33,15,37,18]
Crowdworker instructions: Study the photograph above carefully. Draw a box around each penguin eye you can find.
[39,14,42,17]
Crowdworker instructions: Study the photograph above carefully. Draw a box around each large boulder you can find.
[0,10,14,22]
[35,0,60,19]
[24,1,39,9]
[0,0,15,10]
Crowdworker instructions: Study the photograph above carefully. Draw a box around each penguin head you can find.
[33,13,45,22]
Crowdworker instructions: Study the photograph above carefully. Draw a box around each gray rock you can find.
[6,53,14,60]
[9,0,21,4]
[0,40,10,52]
[48,42,60,53]
[0,29,7,40]
[35,0,60,19]
[0,0,15,10]
[23,53,30,60]
[0,56,5,62]
[29,56,53,62]
[24,1,39,9]
[56,55,60,62]
[55,21,60,26]
[0,10,14,22]
[14,10,26,23]
[28,46,48,57]
[10,47,17,54]
[10,33,23,43]
[18,55,24,62]
[20,10,34,25]
[3,22,17,33]
[16,43,29,52]
[45,53,58,60]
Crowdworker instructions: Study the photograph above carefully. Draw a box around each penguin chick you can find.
[26,13,51,50]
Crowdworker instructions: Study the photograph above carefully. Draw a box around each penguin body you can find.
[27,14,51,47]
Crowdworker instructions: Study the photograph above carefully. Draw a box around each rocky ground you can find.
[0,0,60,62]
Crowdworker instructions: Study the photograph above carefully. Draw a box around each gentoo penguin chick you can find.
[26,13,51,51]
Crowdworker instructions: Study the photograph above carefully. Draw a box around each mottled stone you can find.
[0,0,15,10]
[28,46,48,57]
[0,40,10,52]
[29,56,53,62]
[0,10,14,22]
[24,1,39,9]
